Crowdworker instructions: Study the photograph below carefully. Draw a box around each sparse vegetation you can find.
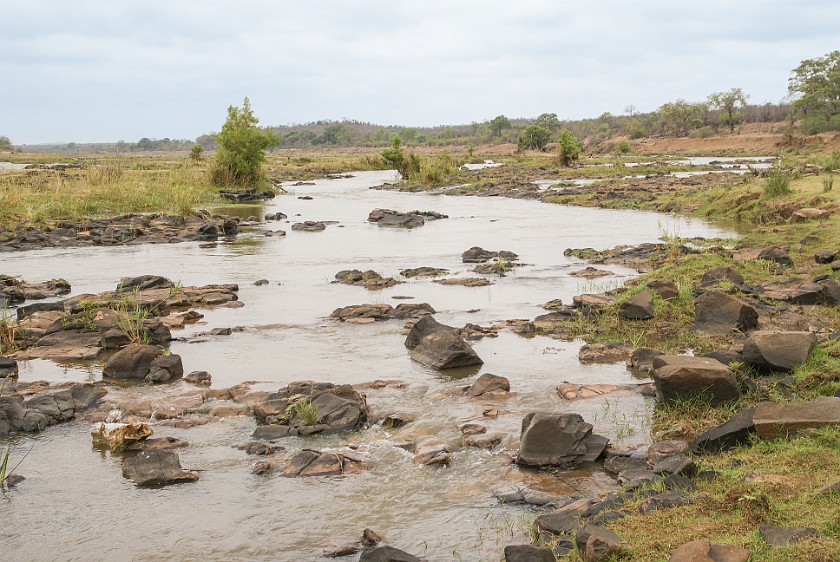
[286,398,321,425]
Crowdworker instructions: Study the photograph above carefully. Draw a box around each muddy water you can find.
[1,171,732,561]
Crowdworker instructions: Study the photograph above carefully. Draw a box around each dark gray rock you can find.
[359,545,422,562]
[251,425,291,440]
[503,545,555,562]
[753,396,840,438]
[146,353,184,383]
[535,512,581,535]
[517,413,608,467]
[391,303,435,320]
[404,315,454,350]
[757,246,793,267]
[121,449,199,486]
[743,330,816,371]
[815,249,838,264]
[281,450,344,477]
[0,357,18,378]
[652,355,739,406]
[647,440,689,465]
[639,490,691,513]
[691,408,756,453]
[619,291,654,320]
[604,454,648,475]
[759,525,820,547]
[184,370,212,386]
[694,291,758,335]
[102,344,163,380]
[700,266,744,287]
[409,330,483,369]
[652,455,696,477]
[575,524,625,562]
[647,280,679,299]
[330,303,394,322]
[629,347,664,373]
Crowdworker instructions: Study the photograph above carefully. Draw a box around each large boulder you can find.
[404,315,452,349]
[504,545,556,562]
[102,344,163,380]
[330,304,394,322]
[757,246,793,267]
[651,355,739,406]
[517,413,608,468]
[467,373,510,397]
[753,397,840,438]
[742,330,816,371]
[409,330,483,369]
[413,439,452,466]
[252,382,368,435]
[700,266,744,287]
[121,449,199,486]
[359,545,422,562]
[575,525,625,562]
[367,208,426,229]
[281,450,345,477]
[693,291,758,335]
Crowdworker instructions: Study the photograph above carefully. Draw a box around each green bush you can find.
[616,140,631,154]
[557,129,581,166]
[381,135,421,180]
[189,144,204,161]
[517,125,552,151]
[763,165,792,197]
[210,97,278,187]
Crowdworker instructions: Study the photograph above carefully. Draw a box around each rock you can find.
[832,260,840,271]
[535,512,581,536]
[663,474,698,492]
[652,455,696,477]
[758,525,819,547]
[503,544,556,562]
[517,413,608,467]
[462,246,498,263]
[569,267,612,278]
[91,422,153,451]
[572,293,616,312]
[460,423,486,435]
[578,342,632,363]
[791,208,830,222]
[629,347,664,373]
[651,355,739,406]
[753,396,840,438]
[463,433,502,449]
[330,304,394,322]
[557,383,641,400]
[409,330,483,370]
[367,209,426,229]
[668,539,750,562]
[185,370,212,386]
[400,267,449,278]
[391,303,435,320]
[639,490,691,513]
[102,344,163,380]
[575,525,625,562]
[117,275,174,292]
[433,277,492,287]
[146,353,184,383]
[691,408,756,453]
[359,545,421,562]
[619,291,654,320]
[759,278,836,305]
[291,221,327,232]
[742,330,816,371]
[281,450,344,477]
[647,440,690,465]
[0,357,18,378]
[617,469,658,488]
[815,249,838,264]
[693,291,758,335]
[413,439,452,466]
[648,279,680,299]
[381,412,416,429]
[757,246,793,267]
[252,460,273,475]
[467,373,510,397]
[121,449,199,486]
[700,266,744,287]
[333,270,399,290]
[250,381,368,434]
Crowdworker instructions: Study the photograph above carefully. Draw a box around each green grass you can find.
[286,398,321,426]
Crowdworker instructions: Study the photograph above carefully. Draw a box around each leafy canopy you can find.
[557,129,581,166]
[211,97,278,187]
[788,51,840,132]
[517,125,552,151]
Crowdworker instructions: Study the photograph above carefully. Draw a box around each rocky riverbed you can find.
[3,170,837,561]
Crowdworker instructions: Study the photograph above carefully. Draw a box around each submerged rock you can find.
[91,422,153,452]
[412,439,452,466]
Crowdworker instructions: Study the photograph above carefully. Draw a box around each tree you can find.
[381,135,420,179]
[788,51,840,132]
[0,136,12,151]
[708,88,748,133]
[490,115,511,137]
[517,125,552,151]
[211,97,278,187]
[658,99,709,136]
[536,113,561,132]
[557,129,581,166]
[189,144,204,161]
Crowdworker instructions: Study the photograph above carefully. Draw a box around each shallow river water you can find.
[1,170,733,561]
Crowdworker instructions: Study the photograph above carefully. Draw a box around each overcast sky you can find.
[3,1,839,144]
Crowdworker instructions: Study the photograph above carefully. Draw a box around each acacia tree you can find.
[211,97,278,187]
[788,51,840,132]
[536,112,561,132]
[708,88,748,133]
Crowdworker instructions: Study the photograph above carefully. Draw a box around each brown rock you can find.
[669,539,750,562]
[753,397,840,438]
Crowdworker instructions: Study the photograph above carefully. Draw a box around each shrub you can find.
[189,144,204,161]
[763,165,792,197]
[517,125,552,151]
[616,140,631,154]
[381,135,421,180]
[557,129,581,166]
[210,97,278,187]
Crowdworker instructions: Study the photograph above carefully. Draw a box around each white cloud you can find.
[2,0,839,143]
